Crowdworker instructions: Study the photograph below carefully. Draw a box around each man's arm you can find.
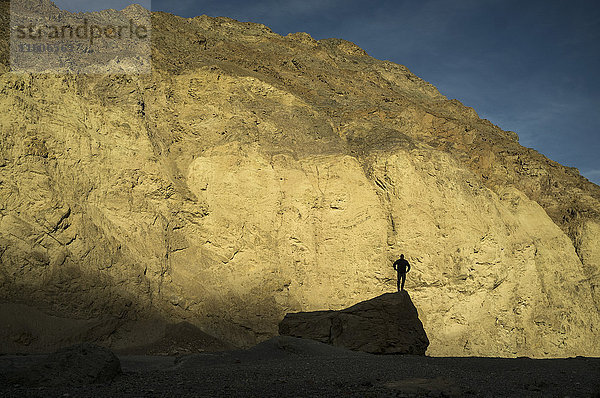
[406,262,411,273]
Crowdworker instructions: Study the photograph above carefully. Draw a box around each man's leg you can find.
[397,272,401,292]
[400,273,406,291]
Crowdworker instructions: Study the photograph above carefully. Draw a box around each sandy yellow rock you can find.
[0,2,599,356]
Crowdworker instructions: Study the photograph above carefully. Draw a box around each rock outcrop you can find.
[1,1,599,357]
[279,291,429,355]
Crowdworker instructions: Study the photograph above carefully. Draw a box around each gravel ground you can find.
[1,337,599,397]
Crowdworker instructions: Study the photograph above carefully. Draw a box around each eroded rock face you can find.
[1,2,599,357]
[279,291,429,355]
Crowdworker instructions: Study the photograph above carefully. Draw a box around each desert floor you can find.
[1,337,599,397]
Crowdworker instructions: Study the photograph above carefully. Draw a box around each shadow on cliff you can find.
[279,290,429,355]
[0,266,234,355]
[0,1,8,69]
[0,300,234,356]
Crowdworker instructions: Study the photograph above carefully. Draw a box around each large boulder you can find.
[279,291,429,355]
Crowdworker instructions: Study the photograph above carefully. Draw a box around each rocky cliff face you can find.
[1,3,599,357]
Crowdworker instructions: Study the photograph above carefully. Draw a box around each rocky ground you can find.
[1,337,599,398]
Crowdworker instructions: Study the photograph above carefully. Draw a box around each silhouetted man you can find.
[393,254,411,291]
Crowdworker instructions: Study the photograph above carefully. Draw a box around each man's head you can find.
[400,254,404,259]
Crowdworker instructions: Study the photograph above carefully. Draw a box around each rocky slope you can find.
[1,1,599,357]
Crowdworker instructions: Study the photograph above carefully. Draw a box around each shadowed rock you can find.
[3,343,121,386]
[114,321,236,355]
[176,335,370,369]
[279,291,429,355]
[0,303,232,355]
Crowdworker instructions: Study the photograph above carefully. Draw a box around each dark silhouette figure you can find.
[393,254,411,291]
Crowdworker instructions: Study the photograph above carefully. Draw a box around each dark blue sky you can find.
[55,0,600,185]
